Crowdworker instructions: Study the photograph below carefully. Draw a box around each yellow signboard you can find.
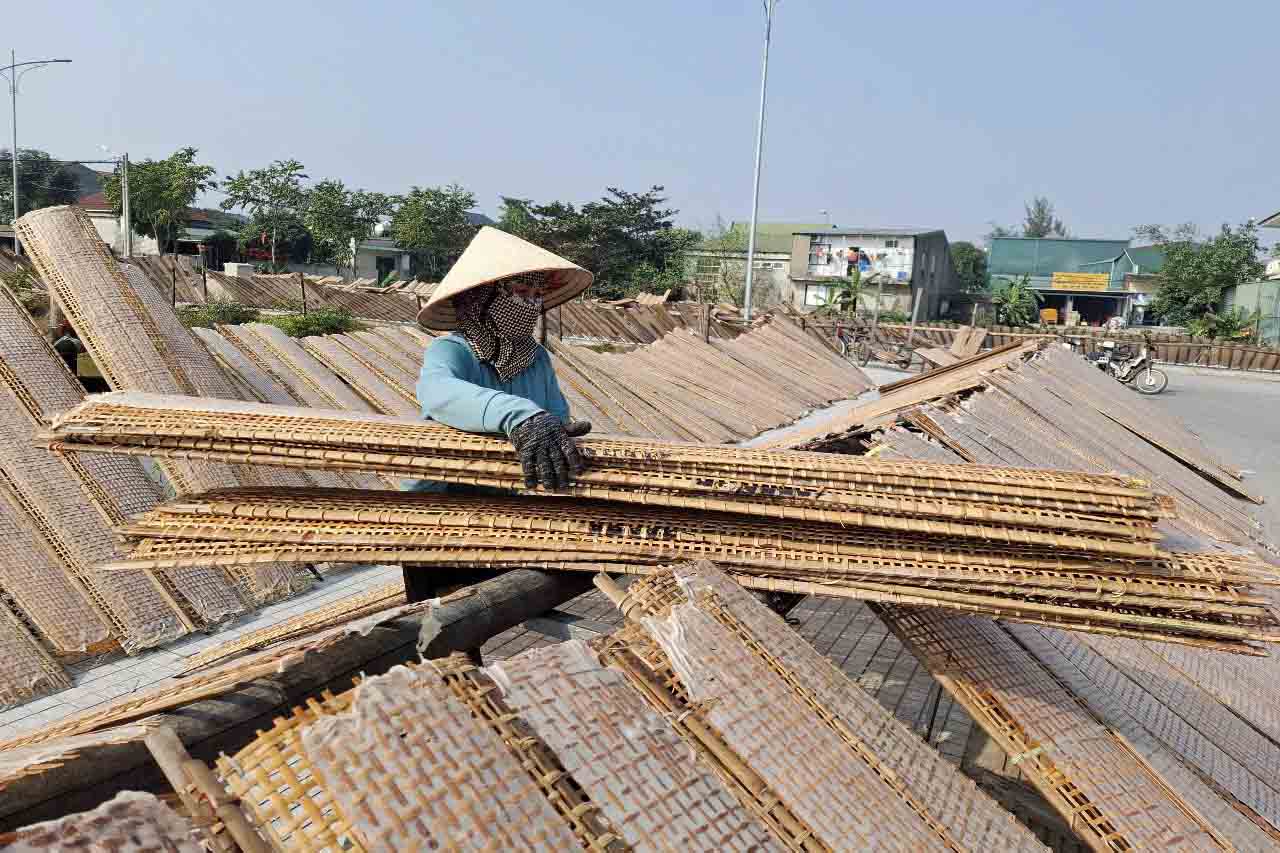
[1050,272,1111,292]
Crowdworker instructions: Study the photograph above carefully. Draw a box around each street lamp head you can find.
[6,54,73,255]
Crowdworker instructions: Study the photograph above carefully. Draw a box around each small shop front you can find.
[1035,273,1128,327]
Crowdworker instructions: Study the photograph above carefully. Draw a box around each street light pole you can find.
[9,51,16,254]
[741,0,779,322]
[121,152,132,257]
[2,50,72,255]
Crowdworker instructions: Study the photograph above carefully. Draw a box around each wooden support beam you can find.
[145,726,269,853]
[0,569,591,832]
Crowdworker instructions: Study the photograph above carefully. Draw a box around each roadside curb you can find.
[1159,364,1280,384]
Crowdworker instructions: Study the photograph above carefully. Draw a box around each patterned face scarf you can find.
[453,275,545,381]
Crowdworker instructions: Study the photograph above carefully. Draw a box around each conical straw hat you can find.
[417,227,593,329]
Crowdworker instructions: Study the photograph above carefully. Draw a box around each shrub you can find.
[877,310,911,324]
[261,306,360,338]
[990,275,1044,327]
[177,301,260,328]
[1187,307,1258,341]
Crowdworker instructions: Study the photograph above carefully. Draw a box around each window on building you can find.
[693,256,721,288]
[805,284,832,307]
[807,236,831,267]
[884,239,898,248]
[375,255,397,283]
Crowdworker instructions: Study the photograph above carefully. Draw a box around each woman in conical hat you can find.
[412,226,593,493]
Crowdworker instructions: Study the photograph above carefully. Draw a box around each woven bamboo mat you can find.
[44,391,1280,646]
[208,562,1047,852]
[0,283,203,652]
[303,663,584,851]
[1004,623,1280,850]
[489,640,775,851]
[0,279,244,627]
[301,334,417,416]
[1024,626,1280,835]
[191,326,300,407]
[870,368,1280,842]
[229,323,373,412]
[1034,348,1256,500]
[2,790,203,852]
[0,597,71,710]
[0,490,109,656]
[657,564,1103,850]
[759,342,1041,451]
[329,332,420,394]
[15,206,329,605]
[878,367,1262,556]
[613,563,1046,852]
[880,605,1223,850]
[1147,634,1280,748]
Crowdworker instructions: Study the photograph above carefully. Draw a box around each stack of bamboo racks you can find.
[46,392,1280,653]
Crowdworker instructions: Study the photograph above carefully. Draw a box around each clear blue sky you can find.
[7,0,1278,246]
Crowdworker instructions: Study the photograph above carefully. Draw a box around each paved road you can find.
[1130,368,1280,542]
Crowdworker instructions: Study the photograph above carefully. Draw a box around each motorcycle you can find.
[1090,334,1168,395]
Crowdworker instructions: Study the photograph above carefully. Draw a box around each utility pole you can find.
[120,152,132,257]
[741,0,779,322]
[2,51,72,255]
[8,51,15,254]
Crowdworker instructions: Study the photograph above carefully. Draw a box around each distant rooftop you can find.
[792,227,943,238]
[986,235,1131,243]
[705,221,943,254]
[74,191,110,211]
[728,221,829,254]
[1261,210,1280,228]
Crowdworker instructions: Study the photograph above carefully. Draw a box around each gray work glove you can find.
[509,413,591,490]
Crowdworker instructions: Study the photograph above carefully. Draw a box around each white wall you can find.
[804,234,914,281]
[86,212,158,256]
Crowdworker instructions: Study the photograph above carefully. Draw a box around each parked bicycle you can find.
[834,320,874,366]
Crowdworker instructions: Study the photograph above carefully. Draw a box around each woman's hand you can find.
[510,413,590,490]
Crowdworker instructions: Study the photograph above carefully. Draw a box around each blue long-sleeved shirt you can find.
[407,333,570,492]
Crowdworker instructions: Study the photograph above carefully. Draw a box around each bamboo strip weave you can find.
[877,605,1222,851]
[489,640,779,851]
[617,564,1047,851]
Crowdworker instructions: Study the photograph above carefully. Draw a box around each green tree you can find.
[391,184,479,281]
[985,222,1019,244]
[304,179,398,276]
[1148,222,1264,325]
[1021,196,1069,238]
[950,241,989,293]
[220,160,308,269]
[0,149,81,219]
[1133,222,1199,245]
[102,147,217,255]
[813,270,863,318]
[236,212,313,270]
[991,274,1044,326]
[499,186,696,300]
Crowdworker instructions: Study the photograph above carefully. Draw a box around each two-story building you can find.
[787,227,958,320]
